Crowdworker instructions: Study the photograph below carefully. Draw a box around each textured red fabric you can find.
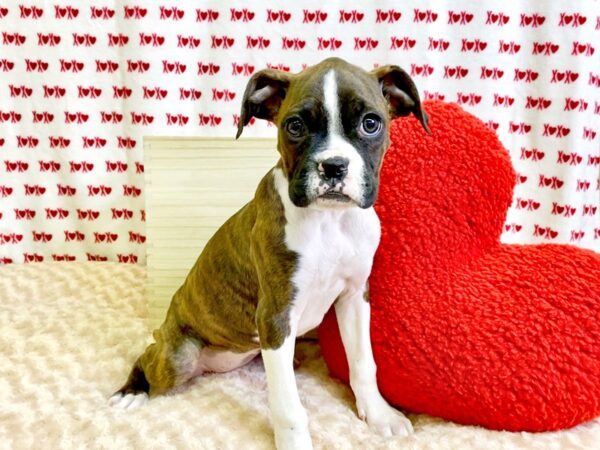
[319,100,600,432]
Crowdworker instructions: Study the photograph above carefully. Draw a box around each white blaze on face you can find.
[307,69,365,207]
[323,70,341,135]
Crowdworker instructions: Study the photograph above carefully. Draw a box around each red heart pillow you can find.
[319,100,600,432]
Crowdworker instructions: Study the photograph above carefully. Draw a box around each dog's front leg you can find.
[335,285,413,437]
[258,310,313,450]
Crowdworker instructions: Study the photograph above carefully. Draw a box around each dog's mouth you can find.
[317,191,352,203]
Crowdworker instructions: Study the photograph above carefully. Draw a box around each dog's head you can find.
[237,58,429,209]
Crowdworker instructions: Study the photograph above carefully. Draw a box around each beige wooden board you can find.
[144,137,278,329]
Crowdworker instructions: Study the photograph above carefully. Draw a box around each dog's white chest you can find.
[273,169,380,336]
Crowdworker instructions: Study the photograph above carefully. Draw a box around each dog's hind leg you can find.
[109,314,203,410]
[109,356,151,409]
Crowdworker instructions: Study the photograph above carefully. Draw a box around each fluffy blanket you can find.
[1,262,599,449]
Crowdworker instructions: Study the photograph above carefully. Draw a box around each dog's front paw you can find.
[357,394,413,437]
[274,426,313,450]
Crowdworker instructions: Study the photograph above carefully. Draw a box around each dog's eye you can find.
[285,118,304,137]
[360,114,382,136]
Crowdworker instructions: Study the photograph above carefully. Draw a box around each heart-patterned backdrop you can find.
[0,1,598,264]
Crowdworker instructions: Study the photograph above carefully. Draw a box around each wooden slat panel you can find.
[144,137,278,330]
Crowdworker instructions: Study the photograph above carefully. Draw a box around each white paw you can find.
[274,426,313,450]
[357,395,413,437]
[109,392,148,410]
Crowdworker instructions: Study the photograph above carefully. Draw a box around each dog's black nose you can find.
[320,157,349,181]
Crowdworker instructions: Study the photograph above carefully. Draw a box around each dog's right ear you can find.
[236,69,292,139]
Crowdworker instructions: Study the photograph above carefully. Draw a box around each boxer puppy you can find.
[110,57,429,449]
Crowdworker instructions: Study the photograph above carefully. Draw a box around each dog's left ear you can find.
[371,65,430,134]
[236,69,292,139]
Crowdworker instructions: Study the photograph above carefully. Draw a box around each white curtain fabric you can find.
[0,0,598,264]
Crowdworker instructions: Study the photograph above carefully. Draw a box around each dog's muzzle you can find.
[318,157,349,183]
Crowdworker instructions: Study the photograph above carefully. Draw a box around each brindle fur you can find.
[114,57,428,398]
[115,167,297,394]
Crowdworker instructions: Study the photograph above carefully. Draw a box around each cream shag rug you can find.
[0,262,599,450]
